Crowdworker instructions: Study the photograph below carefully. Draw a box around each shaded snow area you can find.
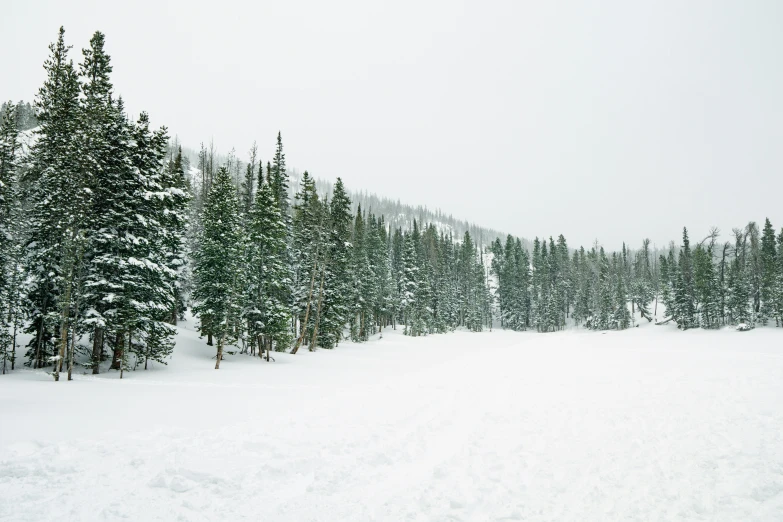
[2,319,783,521]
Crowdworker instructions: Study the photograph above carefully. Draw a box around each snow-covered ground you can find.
[2,318,782,521]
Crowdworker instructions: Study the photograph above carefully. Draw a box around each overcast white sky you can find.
[3,0,782,249]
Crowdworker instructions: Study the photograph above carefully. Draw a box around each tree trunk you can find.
[111,331,123,370]
[11,316,17,371]
[34,292,49,369]
[121,330,131,379]
[67,319,77,381]
[67,304,80,381]
[91,327,104,374]
[215,334,224,369]
[309,259,327,350]
[292,253,319,354]
[54,285,72,381]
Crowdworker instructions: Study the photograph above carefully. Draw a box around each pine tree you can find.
[76,33,132,373]
[773,229,783,327]
[747,222,763,320]
[163,146,191,325]
[631,239,654,322]
[349,206,374,341]
[675,228,696,329]
[390,227,405,328]
[24,27,82,370]
[693,244,720,328]
[318,178,352,348]
[193,167,244,368]
[367,215,392,334]
[126,113,181,370]
[727,229,751,326]
[290,171,323,352]
[573,247,590,327]
[246,178,293,358]
[612,267,631,330]
[555,234,571,326]
[490,238,507,327]
[0,102,23,373]
[241,141,258,216]
[270,132,290,217]
[595,248,612,330]
[400,231,420,336]
[759,218,777,324]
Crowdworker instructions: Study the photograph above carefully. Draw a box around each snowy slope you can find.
[2,317,782,521]
[291,169,513,248]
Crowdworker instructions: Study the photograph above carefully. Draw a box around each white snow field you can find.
[2,318,783,522]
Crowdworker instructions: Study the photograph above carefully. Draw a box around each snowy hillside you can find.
[2,314,782,521]
[299,171,514,248]
[179,139,513,248]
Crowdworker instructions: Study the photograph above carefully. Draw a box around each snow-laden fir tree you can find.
[318,178,352,348]
[400,230,420,336]
[759,218,777,324]
[162,146,191,326]
[693,243,720,328]
[774,228,783,326]
[193,166,245,368]
[23,27,82,370]
[245,177,293,358]
[727,229,751,326]
[349,206,375,341]
[0,102,24,373]
[290,170,324,352]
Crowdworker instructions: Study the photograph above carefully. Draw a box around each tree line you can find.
[2,28,781,376]
[0,101,38,132]
[189,138,494,368]
[491,224,783,333]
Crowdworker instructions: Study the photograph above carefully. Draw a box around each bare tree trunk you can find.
[67,302,80,381]
[292,253,319,354]
[111,331,123,370]
[34,291,49,369]
[3,302,11,374]
[92,327,104,374]
[121,330,132,379]
[720,243,729,325]
[310,263,327,350]
[54,280,73,381]
[67,257,84,381]
[215,334,224,369]
[10,317,17,371]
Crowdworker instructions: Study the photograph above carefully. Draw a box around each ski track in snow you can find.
[2,319,783,521]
